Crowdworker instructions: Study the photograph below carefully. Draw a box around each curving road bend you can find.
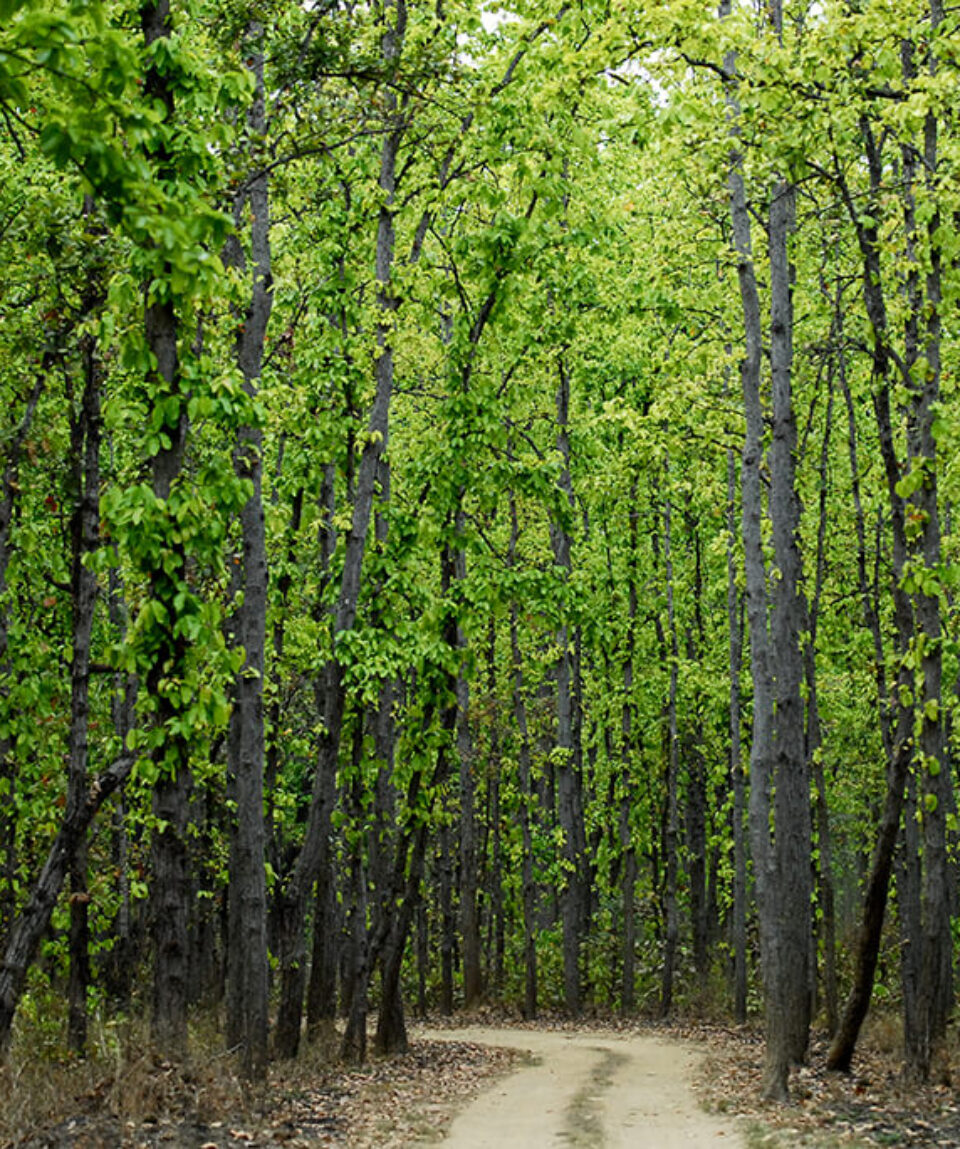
[415,1026,745,1149]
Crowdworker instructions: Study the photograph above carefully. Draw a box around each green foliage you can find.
[1,0,959,1060]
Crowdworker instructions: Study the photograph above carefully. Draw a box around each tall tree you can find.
[224,18,272,1082]
[721,0,812,1098]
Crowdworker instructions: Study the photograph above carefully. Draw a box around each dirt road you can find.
[416,1026,744,1149]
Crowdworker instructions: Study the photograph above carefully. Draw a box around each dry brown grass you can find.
[694,1012,960,1148]
[0,1001,516,1148]
[0,1001,259,1148]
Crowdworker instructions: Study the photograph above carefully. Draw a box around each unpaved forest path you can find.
[415,1026,745,1149]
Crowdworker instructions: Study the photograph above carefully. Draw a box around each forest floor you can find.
[5,1011,960,1148]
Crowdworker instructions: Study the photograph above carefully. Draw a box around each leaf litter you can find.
[2,1035,519,1149]
[6,1011,960,1149]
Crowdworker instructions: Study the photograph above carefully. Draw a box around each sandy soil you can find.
[414,1026,745,1149]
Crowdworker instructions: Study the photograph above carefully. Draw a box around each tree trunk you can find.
[100,564,138,1008]
[764,165,813,1093]
[807,378,837,1037]
[375,729,446,1055]
[66,300,103,1054]
[485,618,505,998]
[826,122,915,1073]
[910,13,952,1076]
[508,490,538,1018]
[305,832,339,1038]
[899,770,924,1070]
[265,474,307,963]
[224,23,271,1080]
[341,725,370,1064]
[139,0,194,1061]
[660,487,680,1020]
[550,359,585,1015]
[343,465,395,1061]
[457,544,482,1010]
[619,486,639,1015]
[685,516,708,993]
[723,3,812,1095]
[725,414,747,1025]
[438,816,455,1015]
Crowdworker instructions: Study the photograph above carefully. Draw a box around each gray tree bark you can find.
[659,486,680,1020]
[620,485,639,1015]
[899,15,952,1076]
[826,122,916,1072]
[806,377,837,1037]
[509,492,538,1019]
[550,359,586,1015]
[456,543,482,1010]
[223,21,272,1081]
[722,0,812,1096]
[725,403,747,1025]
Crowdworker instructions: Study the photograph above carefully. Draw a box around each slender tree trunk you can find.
[265,478,304,961]
[807,378,837,1037]
[457,546,482,1010]
[901,20,952,1073]
[571,627,590,939]
[485,618,505,998]
[66,301,103,1055]
[375,700,447,1054]
[438,812,456,1015]
[899,768,924,1068]
[341,725,370,1064]
[620,486,639,1015]
[725,411,747,1025]
[508,491,538,1019]
[224,24,271,1079]
[550,359,585,1015]
[302,470,340,1045]
[723,25,774,1078]
[343,463,394,1061]
[375,811,426,1056]
[826,362,911,1069]
[723,2,811,1095]
[765,163,813,1091]
[416,900,428,1019]
[659,487,680,1020]
[826,125,916,1073]
[101,564,138,1007]
[305,795,340,1038]
[685,517,709,992]
[0,755,13,957]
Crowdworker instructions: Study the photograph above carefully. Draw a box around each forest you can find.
[0,0,957,1110]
